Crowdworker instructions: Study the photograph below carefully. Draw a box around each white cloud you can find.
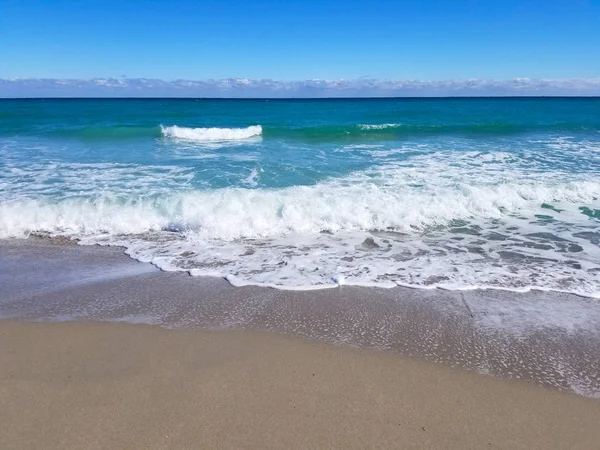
[1,77,600,97]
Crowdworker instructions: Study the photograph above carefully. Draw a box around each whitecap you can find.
[160,125,262,141]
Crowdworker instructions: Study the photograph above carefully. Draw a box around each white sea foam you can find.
[2,140,600,296]
[2,170,600,295]
[161,125,262,141]
[1,162,197,197]
[5,172,595,240]
[241,167,262,187]
[358,123,403,130]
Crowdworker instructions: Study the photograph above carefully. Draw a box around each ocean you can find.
[1,98,600,296]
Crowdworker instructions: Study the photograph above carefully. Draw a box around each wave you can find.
[263,123,597,142]
[2,178,598,240]
[6,121,598,143]
[358,123,403,130]
[161,125,262,141]
[2,172,600,296]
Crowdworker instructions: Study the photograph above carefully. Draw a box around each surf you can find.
[160,125,263,141]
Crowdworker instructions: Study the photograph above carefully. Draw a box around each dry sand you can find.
[1,320,599,450]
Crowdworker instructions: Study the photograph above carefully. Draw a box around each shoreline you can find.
[21,233,600,300]
[1,237,600,398]
[2,319,600,449]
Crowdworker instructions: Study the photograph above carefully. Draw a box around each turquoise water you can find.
[1,98,600,294]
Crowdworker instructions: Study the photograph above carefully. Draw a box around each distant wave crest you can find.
[161,125,262,141]
[358,123,403,130]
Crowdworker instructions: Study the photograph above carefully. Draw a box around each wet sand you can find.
[2,319,600,450]
[2,238,599,397]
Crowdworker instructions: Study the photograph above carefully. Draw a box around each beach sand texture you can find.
[2,320,600,450]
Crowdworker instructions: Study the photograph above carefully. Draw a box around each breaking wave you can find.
[160,125,263,141]
[2,162,600,296]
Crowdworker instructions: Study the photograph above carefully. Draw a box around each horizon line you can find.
[2,95,600,100]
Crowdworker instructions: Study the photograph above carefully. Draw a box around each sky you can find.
[1,0,599,97]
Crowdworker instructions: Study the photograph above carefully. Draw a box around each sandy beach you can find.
[1,238,600,448]
[2,320,600,450]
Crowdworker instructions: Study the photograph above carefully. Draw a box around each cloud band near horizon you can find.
[1,77,600,97]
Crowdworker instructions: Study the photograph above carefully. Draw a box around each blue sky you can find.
[1,0,599,96]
